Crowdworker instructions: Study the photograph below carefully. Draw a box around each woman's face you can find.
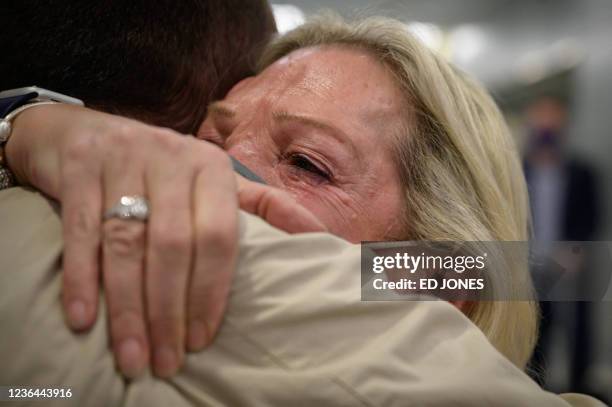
[198,45,407,242]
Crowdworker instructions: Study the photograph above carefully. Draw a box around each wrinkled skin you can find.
[198,45,408,242]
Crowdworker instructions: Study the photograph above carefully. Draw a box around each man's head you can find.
[525,97,568,160]
[0,0,277,134]
[527,96,568,133]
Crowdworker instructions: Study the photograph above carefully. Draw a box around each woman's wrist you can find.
[4,109,36,186]
[1,102,55,188]
[4,103,71,195]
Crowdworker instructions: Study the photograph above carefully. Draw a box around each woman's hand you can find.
[6,104,326,378]
[8,103,241,378]
[236,175,327,234]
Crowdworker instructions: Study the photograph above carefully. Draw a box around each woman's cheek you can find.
[290,188,366,242]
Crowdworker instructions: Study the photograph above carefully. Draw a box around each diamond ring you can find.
[104,195,150,221]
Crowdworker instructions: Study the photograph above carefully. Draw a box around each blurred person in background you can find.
[524,96,601,394]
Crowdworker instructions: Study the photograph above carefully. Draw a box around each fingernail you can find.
[68,300,88,330]
[187,320,209,351]
[154,346,179,378]
[118,338,144,378]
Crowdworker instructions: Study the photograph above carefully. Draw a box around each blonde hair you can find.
[258,15,538,369]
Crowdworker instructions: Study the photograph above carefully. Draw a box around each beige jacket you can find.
[0,187,605,406]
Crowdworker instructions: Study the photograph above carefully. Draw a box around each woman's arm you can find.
[4,103,325,378]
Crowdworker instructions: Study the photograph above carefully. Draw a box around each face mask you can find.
[531,127,561,152]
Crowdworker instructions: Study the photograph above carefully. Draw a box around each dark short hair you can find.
[0,0,277,133]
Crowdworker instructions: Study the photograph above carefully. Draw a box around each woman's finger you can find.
[144,137,193,378]
[101,148,149,379]
[236,176,327,233]
[60,140,103,332]
[187,148,238,352]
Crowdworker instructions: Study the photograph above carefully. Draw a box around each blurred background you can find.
[272,0,612,401]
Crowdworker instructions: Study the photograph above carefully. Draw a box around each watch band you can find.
[0,93,39,118]
[0,166,14,189]
[0,101,59,151]
[0,87,84,119]
[0,92,39,190]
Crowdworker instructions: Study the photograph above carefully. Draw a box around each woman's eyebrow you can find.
[272,110,359,156]
[207,102,236,118]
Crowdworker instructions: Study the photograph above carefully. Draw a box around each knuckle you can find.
[148,313,182,342]
[110,123,138,147]
[197,222,237,255]
[149,312,178,328]
[103,220,145,258]
[147,308,184,343]
[186,295,207,317]
[151,227,191,255]
[109,308,145,338]
[63,135,97,162]
[62,268,90,294]
[64,207,98,239]
[150,129,185,156]
[198,142,231,169]
[191,140,231,168]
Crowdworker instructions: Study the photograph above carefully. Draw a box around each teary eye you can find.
[287,153,331,181]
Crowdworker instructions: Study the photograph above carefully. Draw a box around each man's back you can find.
[0,187,603,406]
